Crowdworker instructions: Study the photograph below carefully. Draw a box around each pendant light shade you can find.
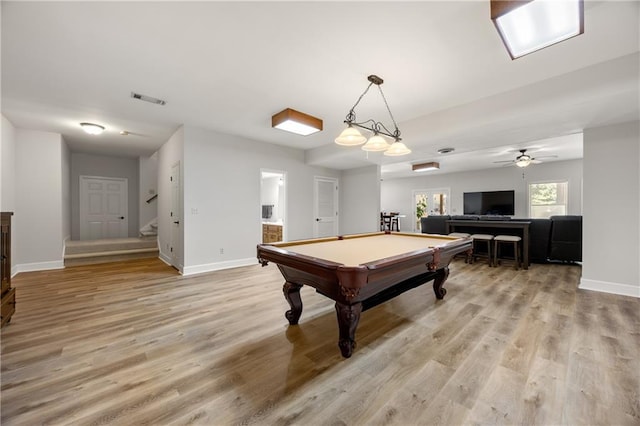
[384,141,412,157]
[335,125,367,146]
[361,134,391,152]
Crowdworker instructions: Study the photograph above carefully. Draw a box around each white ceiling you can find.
[2,1,638,178]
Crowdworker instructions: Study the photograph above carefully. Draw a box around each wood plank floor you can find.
[1,258,638,425]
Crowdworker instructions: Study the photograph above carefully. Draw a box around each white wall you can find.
[340,165,380,234]
[581,121,639,297]
[157,126,184,269]
[14,129,66,271]
[181,125,340,275]
[381,159,583,232]
[139,152,158,228]
[70,152,140,239]
[1,115,17,275]
[61,139,71,242]
[1,115,16,212]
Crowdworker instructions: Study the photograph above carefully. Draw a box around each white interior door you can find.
[170,162,181,268]
[79,176,128,240]
[314,176,338,237]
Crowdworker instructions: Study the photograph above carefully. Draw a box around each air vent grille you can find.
[130,92,166,105]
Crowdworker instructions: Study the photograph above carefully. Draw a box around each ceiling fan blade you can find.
[493,160,515,164]
[533,155,558,160]
[531,159,543,164]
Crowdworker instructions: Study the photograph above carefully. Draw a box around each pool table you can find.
[257,231,472,358]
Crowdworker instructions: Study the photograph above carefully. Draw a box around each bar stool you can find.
[470,234,494,266]
[390,212,400,231]
[449,233,471,262]
[448,232,470,238]
[493,235,522,270]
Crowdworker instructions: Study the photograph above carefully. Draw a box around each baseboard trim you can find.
[158,252,183,274]
[182,257,256,276]
[579,278,640,298]
[15,260,65,275]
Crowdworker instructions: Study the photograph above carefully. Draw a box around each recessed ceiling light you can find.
[437,147,455,154]
[80,122,105,135]
[272,108,323,136]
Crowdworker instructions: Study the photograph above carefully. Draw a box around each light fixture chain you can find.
[347,82,374,118]
[377,85,399,135]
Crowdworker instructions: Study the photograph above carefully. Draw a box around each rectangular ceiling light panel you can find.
[272,108,323,136]
[491,0,584,59]
[412,162,440,172]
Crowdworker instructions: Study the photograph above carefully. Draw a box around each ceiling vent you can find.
[130,92,166,105]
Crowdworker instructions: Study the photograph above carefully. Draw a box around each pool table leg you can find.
[432,267,449,299]
[335,302,363,358]
[283,281,303,325]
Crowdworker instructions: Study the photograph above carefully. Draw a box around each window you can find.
[529,181,568,218]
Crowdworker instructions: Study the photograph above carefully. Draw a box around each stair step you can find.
[64,247,159,260]
[64,250,159,267]
[64,237,159,267]
[65,238,157,255]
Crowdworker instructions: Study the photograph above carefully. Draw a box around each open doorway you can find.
[260,170,286,243]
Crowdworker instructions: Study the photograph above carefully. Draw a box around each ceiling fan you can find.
[493,149,557,168]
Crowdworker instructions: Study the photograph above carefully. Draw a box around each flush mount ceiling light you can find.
[491,0,584,59]
[412,162,440,172]
[335,75,411,156]
[272,108,323,136]
[80,122,105,135]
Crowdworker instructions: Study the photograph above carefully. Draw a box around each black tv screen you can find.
[463,190,514,215]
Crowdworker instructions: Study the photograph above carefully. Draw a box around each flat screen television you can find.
[463,190,514,216]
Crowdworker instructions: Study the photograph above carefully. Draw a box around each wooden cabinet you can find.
[262,223,283,243]
[1,212,15,327]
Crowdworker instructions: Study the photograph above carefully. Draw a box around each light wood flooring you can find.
[1,258,638,425]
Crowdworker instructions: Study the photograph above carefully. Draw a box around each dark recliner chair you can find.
[549,215,582,262]
[521,218,552,263]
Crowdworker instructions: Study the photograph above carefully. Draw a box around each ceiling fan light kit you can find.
[335,74,411,157]
[491,0,584,59]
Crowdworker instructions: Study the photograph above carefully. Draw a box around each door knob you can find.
[119,216,125,219]
[316,218,321,222]
[173,221,180,225]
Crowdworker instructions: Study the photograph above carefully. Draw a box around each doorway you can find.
[261,170,286,243]
[314,176,338,237]
[412,188,450,233]
[79,175,128,240]
[170,162,181,268]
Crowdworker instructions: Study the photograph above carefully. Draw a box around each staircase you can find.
[64,237,159,267]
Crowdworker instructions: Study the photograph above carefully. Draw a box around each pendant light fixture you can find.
[335,75,410,156]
